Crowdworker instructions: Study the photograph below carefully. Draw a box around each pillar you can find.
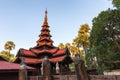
[19,57,27,80]
[74,54,90,80]
[43,56,52,80]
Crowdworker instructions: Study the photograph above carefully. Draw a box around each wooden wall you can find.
[0,72,18,80]
[28,75,120,80]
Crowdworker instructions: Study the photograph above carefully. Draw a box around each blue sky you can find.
[0,0,113,55]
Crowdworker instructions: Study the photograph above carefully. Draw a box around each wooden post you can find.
[19,57,27,80]
[74,54,90,80]
[43,56,52,80]
[19,69,27,80]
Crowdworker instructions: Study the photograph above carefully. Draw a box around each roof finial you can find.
[43,9,48,25]
[45,8,47,14]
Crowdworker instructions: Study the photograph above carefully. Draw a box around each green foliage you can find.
[112,0,120,9]
[0,50,16,62]
[87,9,120,74]
[85,46,98,69]
[58,42,83,57]
[58,43,65,49]
[69,63,75,72]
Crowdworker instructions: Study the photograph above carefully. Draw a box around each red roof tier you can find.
[48,48,59,54]
[41,31,49,35]
[49,55,66,62]
[53,48,66,56]
[41,27,50,31]
[40,36,51,40]
[25,58,42,64]
[30,48,58,54]
[24,55,67,64]
[17,49,37,57]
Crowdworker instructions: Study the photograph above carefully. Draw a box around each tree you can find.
[88,9,120,74]
[0,41,16,62]
[4,41,15,54]
[73,24,90,55]
[58,24,90,59]
[112,0,120,9]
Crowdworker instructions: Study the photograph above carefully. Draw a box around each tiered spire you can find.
[36,10,54,47]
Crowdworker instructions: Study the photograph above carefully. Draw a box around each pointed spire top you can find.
[43,9,48,25]
[45,8,48,14]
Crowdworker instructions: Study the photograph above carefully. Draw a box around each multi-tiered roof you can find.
[15,10,72,67]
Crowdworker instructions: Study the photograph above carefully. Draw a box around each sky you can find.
[0,0,113,55]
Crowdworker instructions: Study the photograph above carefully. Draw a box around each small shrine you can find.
[15,10,73,75]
